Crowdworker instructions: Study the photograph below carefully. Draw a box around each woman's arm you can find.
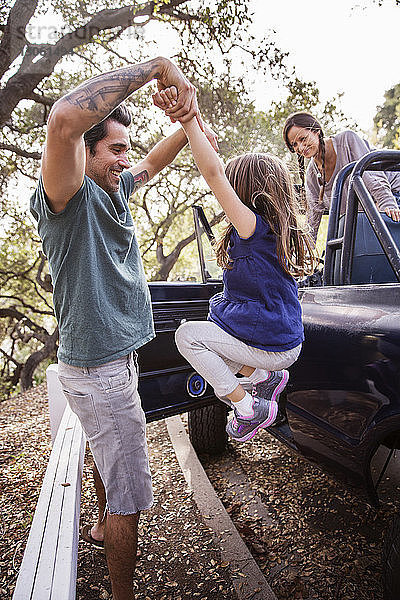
[153,88,256,238]
[342,130,400,221]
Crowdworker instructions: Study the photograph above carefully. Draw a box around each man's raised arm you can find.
[42,57,198,213]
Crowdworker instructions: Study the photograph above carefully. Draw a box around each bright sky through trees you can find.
[27,0,398,131]
[249,0,399,132]
[142,0,399,132]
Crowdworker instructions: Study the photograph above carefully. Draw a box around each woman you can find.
[283,112,400,241]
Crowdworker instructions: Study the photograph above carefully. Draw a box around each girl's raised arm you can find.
[153,88,256,238]
[182,118,256,238]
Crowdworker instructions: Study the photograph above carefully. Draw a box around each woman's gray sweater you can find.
[306,130,400,240]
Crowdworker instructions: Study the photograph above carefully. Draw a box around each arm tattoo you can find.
[64,60,161,117]
[132,170,149,193]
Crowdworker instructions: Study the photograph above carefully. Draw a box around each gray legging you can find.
[175,320,301,398]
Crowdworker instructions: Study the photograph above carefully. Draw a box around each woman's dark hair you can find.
[84,104,132,155]
[282,112,326,208]
[214,153,316,278]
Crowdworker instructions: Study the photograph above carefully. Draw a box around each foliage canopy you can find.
[0,0,351,394]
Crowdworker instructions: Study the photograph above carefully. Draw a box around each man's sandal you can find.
[80,524,143,559]
[81,524,104,550]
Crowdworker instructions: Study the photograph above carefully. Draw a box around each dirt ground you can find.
[77,421,237,600]
[201,429,400,600]
[1,386,236,600]
[1,385,399,599]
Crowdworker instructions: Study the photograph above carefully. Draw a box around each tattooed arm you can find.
[42,57,196,212]
[128,128,188,188]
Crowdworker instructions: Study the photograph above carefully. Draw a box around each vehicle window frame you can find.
[192,205,222,284]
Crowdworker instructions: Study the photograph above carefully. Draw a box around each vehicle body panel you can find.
[274,284,400,502]
[137,151,400,506]
[138,281,222,422]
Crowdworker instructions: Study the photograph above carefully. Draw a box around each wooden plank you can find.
[12,406,85,600]
[51,418,85,599]
[31,412,77,600]
[46,364,67,442]
[13,406,73,599]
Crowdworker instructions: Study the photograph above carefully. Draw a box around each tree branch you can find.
[25,91,55,107]
[0,143,41,159]
[20,326,58,390]
[0,295,53,316]
[13,163,39,180]
[0,0,39,79]
[0,0,190,126]
[0,347,21,368]
[0,307,50,342]
[95,37,133,64]
[70,50,103,73]
[36,252,53,292]
[0,256,40,280]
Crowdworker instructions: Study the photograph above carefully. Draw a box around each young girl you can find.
[283,112,400,241]
[153,88,315,442]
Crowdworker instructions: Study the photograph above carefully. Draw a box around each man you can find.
[30,57,215,600]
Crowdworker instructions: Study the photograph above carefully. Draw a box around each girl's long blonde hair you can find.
[214,153,316,278]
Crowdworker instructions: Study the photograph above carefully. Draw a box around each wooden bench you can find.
[12,370,86,600]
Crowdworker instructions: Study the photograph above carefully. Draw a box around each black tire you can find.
[188,401,228,455]
[383,514,400,600]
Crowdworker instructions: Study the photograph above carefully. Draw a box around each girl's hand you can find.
[153,86,219,152]
[152,86,178,121]
[153,86,205,130]
[385,207,400,222]
[152,86,178,110]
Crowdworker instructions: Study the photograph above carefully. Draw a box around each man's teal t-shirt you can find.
[30,171,155,367]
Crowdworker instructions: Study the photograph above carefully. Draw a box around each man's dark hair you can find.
[84,104,132,155]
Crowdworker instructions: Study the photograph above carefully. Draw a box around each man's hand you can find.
[152,86,218,152]
[202,122,219,153]
[157,60,203,129]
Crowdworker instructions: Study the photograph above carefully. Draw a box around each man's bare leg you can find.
[105,512,139,600]
[90,463,106,542]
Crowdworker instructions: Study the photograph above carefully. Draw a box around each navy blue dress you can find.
[209,214,303,352]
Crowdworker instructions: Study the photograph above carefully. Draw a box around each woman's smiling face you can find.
[287,125,320,159]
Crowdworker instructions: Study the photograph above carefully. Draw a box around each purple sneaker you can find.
[226,396,278,442]
[252,370,289,405]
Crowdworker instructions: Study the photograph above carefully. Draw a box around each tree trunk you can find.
[19,327,58,391]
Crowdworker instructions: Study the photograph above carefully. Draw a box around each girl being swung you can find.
[153,87,315,441]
